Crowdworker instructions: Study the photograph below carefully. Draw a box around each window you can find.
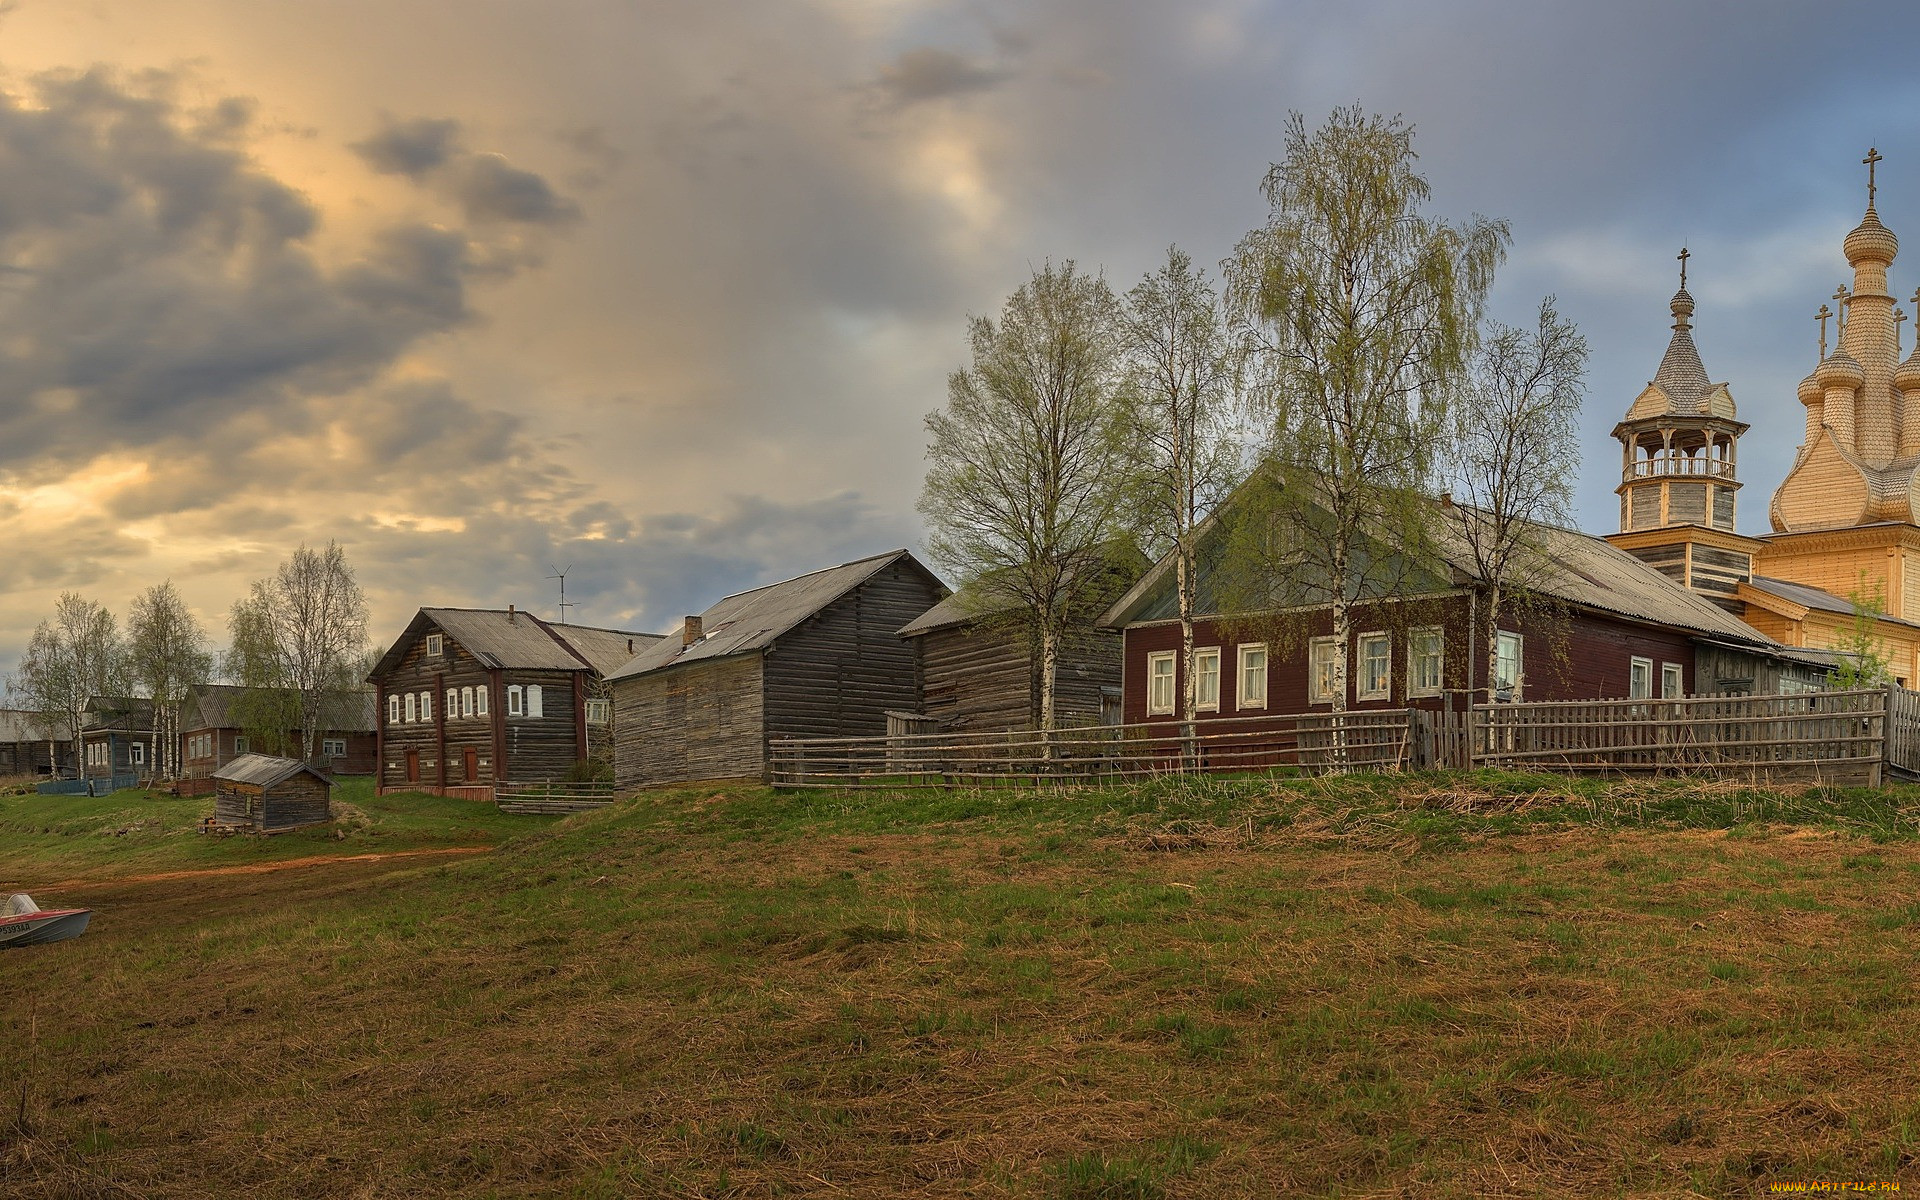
[1629,657,1653,700]
[1238,644,1268,710]
[461,687,474,719]
[235,736,250,755]
[585,699,610,725]
[404,692,417,723]
[323,738,346,757]
[476,687,489,717]
[1661,662,1683,700]
[1494,631,1523,700]
[420,691,433,723]
[508,685,524,717]
[527,685,544,718]
[1146,651,1176,716]
[1309,637,1342,704]
[1409,627,1444,698]
[446,688,458,720]
[1358,632,1391,701]
[426,633,444,657]
[1195,648,1221,712]
[130,742,145,766]
[389,694,402,726]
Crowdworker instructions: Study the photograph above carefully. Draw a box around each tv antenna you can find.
[548,564,574,624]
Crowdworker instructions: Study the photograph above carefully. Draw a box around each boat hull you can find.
[0,909,92,947]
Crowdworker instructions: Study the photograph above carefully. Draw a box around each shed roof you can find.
[898,591,1002,637]
[370,608,658,679]
[610,550,948,682]
[212,753,331,788]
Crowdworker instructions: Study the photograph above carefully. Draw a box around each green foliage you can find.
[1833,573,1894,688]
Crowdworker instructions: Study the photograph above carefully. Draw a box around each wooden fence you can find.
[494,780,621,815]
[769,686,1920,790]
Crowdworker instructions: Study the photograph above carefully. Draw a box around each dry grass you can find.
[4,774,1919,1198]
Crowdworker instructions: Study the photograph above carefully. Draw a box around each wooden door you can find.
[464,747,478,781]
[405,749,420,783]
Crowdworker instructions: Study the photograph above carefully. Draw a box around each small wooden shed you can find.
[212,754,334,833]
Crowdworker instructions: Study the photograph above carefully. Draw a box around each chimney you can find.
[626,637,634,654]
[682,615,703,646]
[508,603,517,625]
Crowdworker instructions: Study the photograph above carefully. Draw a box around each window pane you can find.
[477,688,489,717]
[528,685,544,718]
[1148,653,1175,714]
[1240,645,1267,707]
[1196,650,1220,709]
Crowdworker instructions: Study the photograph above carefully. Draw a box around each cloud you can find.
[352,115,461,178]
[354,113,579,226]
[874,47,1011,106]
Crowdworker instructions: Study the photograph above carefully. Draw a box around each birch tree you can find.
[225,542,369,761]
[1442,296,1588,700]
[126,581,214,780]
[920,261,1131,739]
[1222,106,1507,712]
[5,593,124,774]
[1118,246,1248,737]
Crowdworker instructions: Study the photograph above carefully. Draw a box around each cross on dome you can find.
[1865,147,1883,207]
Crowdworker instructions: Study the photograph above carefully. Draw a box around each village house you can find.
[897,591,1123,732]
[0,710,74,778]
[211,753,336,834]
[178,684,378,785]
[77,697,158,786]
[611,549,948,786]
[367,607,661,799]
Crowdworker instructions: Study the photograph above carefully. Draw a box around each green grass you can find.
[4,769,1920,1198]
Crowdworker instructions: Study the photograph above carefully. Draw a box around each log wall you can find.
[612,653,765,786]
[762,561,944,741]
[916,622,1120,731]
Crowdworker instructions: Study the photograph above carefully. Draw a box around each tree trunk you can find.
[1484,583,1503,704]
[1038,623,1059,761]
[1177,542,1197,770]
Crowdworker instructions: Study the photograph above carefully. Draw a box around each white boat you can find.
[1,893,92,947]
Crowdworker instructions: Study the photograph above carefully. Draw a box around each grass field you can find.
[3,770,1918,1198]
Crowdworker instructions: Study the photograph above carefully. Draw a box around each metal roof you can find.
[211,753,330,788]
[1746,576,1920,630]
[610,550,947,682]
[370,608,657,679]
[549,624,666,676]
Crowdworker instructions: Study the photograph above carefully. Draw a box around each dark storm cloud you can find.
[355,113,579,225]
[874,47,1010,106]
[352,115,461,177]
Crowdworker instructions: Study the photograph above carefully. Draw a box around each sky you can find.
[4,0,1920,679]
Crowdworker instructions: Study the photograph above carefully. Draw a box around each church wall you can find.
[1903,555,1920,622]
[1669,482,1709,526]
[1736,608,1800,646]
[1753,544,1893,611]
[1712,487,1735,529]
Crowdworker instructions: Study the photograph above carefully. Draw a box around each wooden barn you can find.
[367,607,662,799]
[180,684,378,782]
[1102,494,1830,727]
[0,710,74,778]
[611,550,949,787]
[211,754,334,833]
[897,593,1123,732]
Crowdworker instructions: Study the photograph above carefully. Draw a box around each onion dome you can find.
[1844,205,1899,265]
[1799,370,1824,405]
[1896,349,1920,396]
[1816,349,1866,390]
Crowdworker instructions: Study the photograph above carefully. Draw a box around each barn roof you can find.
[212,753,331,788]
[369,608,658,679]
[0,709,72,742]
[610,550,948,682]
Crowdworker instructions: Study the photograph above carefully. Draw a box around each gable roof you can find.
[549,624,667,675]
[183,685,378,734]
[1103,492,1775,648]
[1743,575,1920,632]
[81,697,155,732]
[212,753,331,788]
[370,608,658,679]
[610,550,948,682]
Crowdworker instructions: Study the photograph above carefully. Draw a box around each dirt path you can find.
[43,845,495,890]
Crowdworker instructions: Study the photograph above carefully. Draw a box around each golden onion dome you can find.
[1817,350,1866,389]
[1896,350,1920,395]
[1844,205,1899,265]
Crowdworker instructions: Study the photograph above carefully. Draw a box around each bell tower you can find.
[1605,250,1762,611]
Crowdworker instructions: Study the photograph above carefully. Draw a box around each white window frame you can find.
[323,738,346,757]
[1357,631,1391,701]
[1494,630,1524,700]
[1661,662,1683,700]
[1408,626,1444,699]
[527,685,544,719]
[1194,647,1222,713]
[130,741,145,766]
[404,692,417,723]
[1309,636,1341,705]
[425,633,444,657]
[1629,656,1653,700]
[1237,643,1268,710]
[421,691,434,723]
[476,686,489,718]
[446,688,458,720]
[585,698,610,725]
[507,685,524,717]
[1146,651,1176,716]
[461,686,474,719]
[389,694,402,726]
